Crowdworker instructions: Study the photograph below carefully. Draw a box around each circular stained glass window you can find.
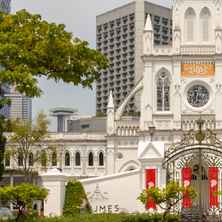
[187,85,209,108]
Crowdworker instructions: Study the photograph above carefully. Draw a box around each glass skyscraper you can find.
[0,0,11,13]
[0,0,32,121]
[0,0,11,117]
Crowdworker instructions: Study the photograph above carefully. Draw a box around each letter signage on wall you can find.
[145,169,156,209]
[181,63,215,77]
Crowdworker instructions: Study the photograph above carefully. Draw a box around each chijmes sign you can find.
[93,204,120,213]
[181,63,215,77]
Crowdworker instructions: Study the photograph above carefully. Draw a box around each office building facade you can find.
[96,1,172,114]
[5,87,32,121]
[0,0,11,117]
[0,0,11,13]
[0,0,32,121]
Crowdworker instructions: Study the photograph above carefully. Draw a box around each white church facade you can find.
[4,0,222,218]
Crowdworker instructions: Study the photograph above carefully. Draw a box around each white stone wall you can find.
[81,170,145,213]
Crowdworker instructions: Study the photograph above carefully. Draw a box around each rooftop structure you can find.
[50,107,77,133]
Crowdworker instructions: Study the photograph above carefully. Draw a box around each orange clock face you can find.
[181,63,215,77]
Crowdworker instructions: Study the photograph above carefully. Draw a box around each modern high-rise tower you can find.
[0,0,11,118]
[0,0,11,13]
[5,87,32,121]
[0,0,32,121]
[96,1,172,114]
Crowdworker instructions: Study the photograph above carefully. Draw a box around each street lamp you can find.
[196,116,205,222]
[149,125,156,142]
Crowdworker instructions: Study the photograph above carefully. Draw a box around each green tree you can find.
[0,183,48,221]
[6,112,50,181]
[63,181,91,216]
[138,181,197,222]
[0,9,108,179]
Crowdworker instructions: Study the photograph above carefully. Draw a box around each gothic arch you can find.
[155,67,171,81]
[51,151,57,167]
[184,7,196,42]
[155,68,171,112]
[75,151,81,166]
[64,151,71,166]
[200,7,211,42]
[88,151,94,166]
[119,160,140,172]
[98,151,104,166]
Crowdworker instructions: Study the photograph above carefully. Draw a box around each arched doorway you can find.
[163,118,222,221]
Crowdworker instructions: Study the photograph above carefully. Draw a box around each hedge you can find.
[11,213,180,222]
[63,181,91,216]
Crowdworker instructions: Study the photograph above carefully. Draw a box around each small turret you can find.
[173,26,181,54]
[215,26,222,54]
[107,91,115,135]
[143,14,153,55]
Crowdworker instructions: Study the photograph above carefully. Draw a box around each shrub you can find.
[63,181,91,216]
[8,213,180,222]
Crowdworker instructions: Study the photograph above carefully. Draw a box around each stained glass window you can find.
[157,72,170,111]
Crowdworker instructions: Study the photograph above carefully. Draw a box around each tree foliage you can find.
[0,183,48,220]
[63,181,91,216]
[6,112,50,180]
[0,9,108,97]
[0,9,108,180]
[138,181,197,221]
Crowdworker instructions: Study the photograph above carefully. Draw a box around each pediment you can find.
[138,142,162,160]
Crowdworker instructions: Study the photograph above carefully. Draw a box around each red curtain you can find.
[209,167,219,208]
[182,167,192,208]
[145,169,156,209]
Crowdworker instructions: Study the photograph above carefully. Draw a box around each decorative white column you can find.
[173,26,181,54]
[143,14,153,55]
[140,13,154,130]
[107,91,115,135]
[106,139,116,174]
[140,61,153,130]
[41,169,68,217]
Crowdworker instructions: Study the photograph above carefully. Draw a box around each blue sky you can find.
[11,0,170,129]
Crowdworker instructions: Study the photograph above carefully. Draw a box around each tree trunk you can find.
[0,132,6,180]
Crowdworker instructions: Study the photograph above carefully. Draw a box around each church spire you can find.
[144,14,153,32]
[107,91,115,135]
[107,91,114,109]
[143,14,153,55]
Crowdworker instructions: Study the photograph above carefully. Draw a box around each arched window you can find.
[200,7,211,42]
[75,152,81,166]
[51,151,57,167]
[88,152,94,166]
[185,8,196,42]
[99,152,104,166]
[5,153,10,167]
[65,152,70,166]
[18,152,23,167]
[29,152,34,166]
[157,71,170,111]
[41,151,47,167]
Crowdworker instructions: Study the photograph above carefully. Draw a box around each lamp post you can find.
[196,117,205,222]
[149,125,156,142]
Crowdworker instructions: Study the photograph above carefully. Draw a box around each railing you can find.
[153,46,173,56]
[180,45,215,55]
[143,120,222,131]
[116,120,139,136]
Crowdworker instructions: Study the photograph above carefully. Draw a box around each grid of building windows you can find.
[96,1,172,114]
[0,0,11,13]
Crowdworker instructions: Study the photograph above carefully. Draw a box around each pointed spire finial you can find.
[108,91,114,109]
[144,14,153,32]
